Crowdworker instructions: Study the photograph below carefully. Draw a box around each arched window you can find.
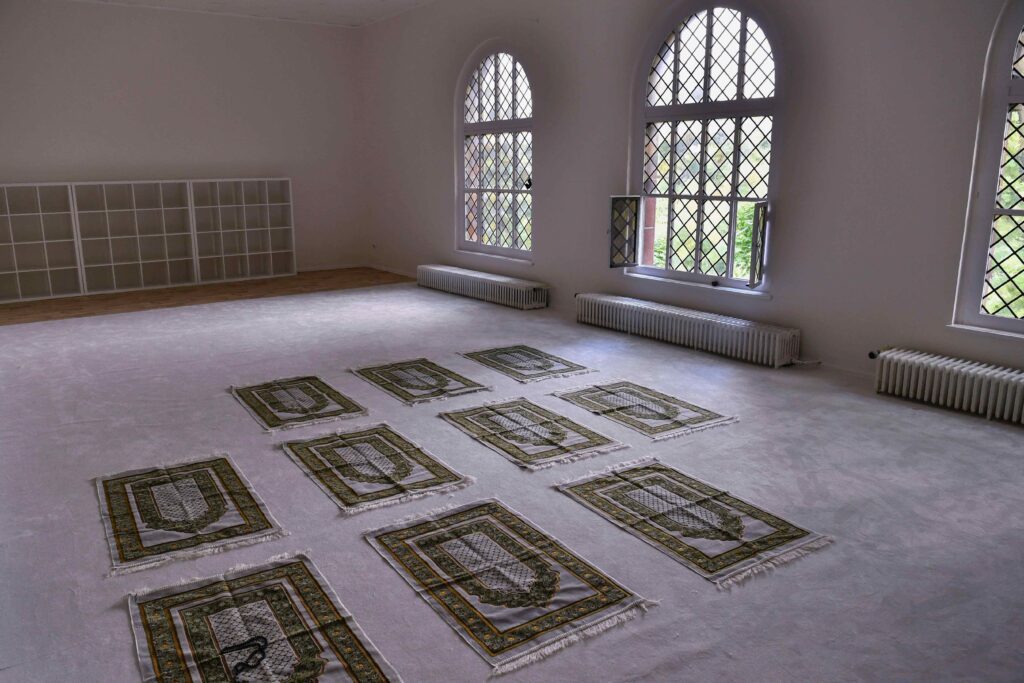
[955,1,1024,333]
[631,6,776,289]
[457,51,533,257]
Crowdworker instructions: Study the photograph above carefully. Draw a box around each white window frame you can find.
[454,40,534,261]
[953,0,1024,337]
[627,0,782,291]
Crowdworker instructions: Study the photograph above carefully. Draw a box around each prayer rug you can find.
[462,345,590,383]
[282,424,472,515]
[353,358,488,405]
[129,554,401,682]
[440,398,626,470]
[96,456,286,574]
[558,459,832,588]
[365,499,654,675]
[232,376,366,431]
[554,380,735,440]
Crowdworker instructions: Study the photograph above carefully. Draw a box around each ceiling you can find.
[71,0,437,27]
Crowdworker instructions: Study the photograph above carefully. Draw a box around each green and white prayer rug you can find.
[462,345,590,383]
[558,459,832,588]
[365,499,654,675]
[96,456,286,574]
[353,358,489,405]
[440,398,626,470]
[232,376,367,431]
[282,424,472,515]
[129,554,401,682]
[554,380,736,440]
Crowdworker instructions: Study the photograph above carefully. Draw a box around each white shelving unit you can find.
[0,184,81,303]
[0,177,295,304]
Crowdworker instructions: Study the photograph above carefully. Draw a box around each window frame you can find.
[453,40,535,261]
[627,0,782,291]
[954,0,1024,336]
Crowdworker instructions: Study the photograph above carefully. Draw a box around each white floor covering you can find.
[0,282,1021,682]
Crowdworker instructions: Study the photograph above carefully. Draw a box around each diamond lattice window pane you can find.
[481,192,497,244]
[497,132,515,190]
[516,192,532,250]
[647,34,676,106]
[496,53,515,121]
[673,120,702,196]
[481,133,497,189]
[496,192,515,248]
[464,136,481,188]
[743,18,775,98]
[465,70,480,123]
[465,192,479,242]
[669,198,699,271]
[708,8,741,102]
[700,199,731,276]
[644,123,672,195]
[516,132,533,189]
[679,11,708,104]
[983,214,1024,318]
[514,62,533,118]
[737,116,772,198]
[1014,27,1024,78]
[704,118,736,197]
[997,106,1024,210]
[479,54,496,122]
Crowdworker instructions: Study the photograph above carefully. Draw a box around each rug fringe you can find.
[109,528,290,577]
[128,549,314,597]
[553,456,659,487]
[521,441,631,471]
[716,536,834,590]
[359,501,470,537]
[458,353,597,384]
[489,599,657,677]
[338,475,476,516]
[649,415,739,442]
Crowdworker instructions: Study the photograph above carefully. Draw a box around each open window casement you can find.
[609,195,641,268]
[748,201,769,288]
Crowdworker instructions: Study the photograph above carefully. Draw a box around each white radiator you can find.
[576,293,801,368]
[417,265,550,310]
[874,348,1024,424]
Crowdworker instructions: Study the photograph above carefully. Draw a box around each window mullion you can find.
[737,13,748,100]
[512,132,520,250]
[695,119,709,274]
[667,123,678,270]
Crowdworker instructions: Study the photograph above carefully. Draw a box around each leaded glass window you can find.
[640,8,775,284]
[984,96,1024,319]
[461,53,533,253]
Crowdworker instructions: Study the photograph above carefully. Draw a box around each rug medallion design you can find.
[462,345,590,383]
[555,380,736,440]
[96,457,285,574]
[282,424,472,514]
[440,398,625,470]
[232,376,366,431]
[129,554,401,682]
[558,460,832,587]
[353,358,488,405]
[365,500,653,675]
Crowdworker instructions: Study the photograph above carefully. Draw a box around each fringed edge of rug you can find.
[359,501,470,538]
[521,441,631,471]
[489,598,658,677]
[552,456,660,487]
[649,415,739,442]
[228,384,369,433]
[339,475,477,516]
[715,536,834,590]
[458,354,598,384]
[127,549,314,598]
[348,366,492,406]
[109,527,292,578]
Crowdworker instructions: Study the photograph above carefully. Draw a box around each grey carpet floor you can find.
[0,283,1021,682]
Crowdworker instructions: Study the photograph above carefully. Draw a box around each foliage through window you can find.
[461,53,533,253]
[639,8,775,285]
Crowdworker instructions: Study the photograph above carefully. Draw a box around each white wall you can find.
[2,0,1020,373]
[0,0,365,271]
[357,0,1024,373]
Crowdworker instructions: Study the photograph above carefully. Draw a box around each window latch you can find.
[524,176,533,190]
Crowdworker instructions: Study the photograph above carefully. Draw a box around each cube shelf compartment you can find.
[0,183,82,302]
[0,177,295,303]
